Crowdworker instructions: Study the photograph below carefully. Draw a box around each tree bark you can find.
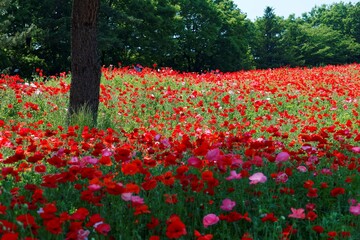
[69,0,101,124]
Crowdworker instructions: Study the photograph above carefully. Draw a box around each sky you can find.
[232,0,358,20]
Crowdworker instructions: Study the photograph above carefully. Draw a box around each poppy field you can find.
[0,64,360,239]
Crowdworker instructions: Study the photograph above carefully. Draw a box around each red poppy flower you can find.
[146,216,160,230]
[201,170,214,182]
[261,213,278,222]
[99,156,112,166]
[86,214,104,227]
[166,215,187,239]
[71,207,89,221]
[194,230,213,240]
[307,188,318,198]
[16,214,36,227]
[1,233,19,240]
[320,182,328,189]
[0,204,7,214]
[122,162,140,175]
[124,183,140,194]
[330,187,345,197]
[142,178,157,191]
[306,211,317,221]
[303,180,314,189]
[95,223,111,236]
[241,232,253,240]
[0,220,17,235]
[164,194,178,204]
[45,217,62,234]
[341,231,351,238]
[133,204,151,216]
[149,236,160,240]
[40,203,57,220]
[312,225,324,233]
[279,187,295,195]
[160,171,175,186]
[34,164,46,173]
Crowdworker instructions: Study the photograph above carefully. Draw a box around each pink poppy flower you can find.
[231,157,242,167]
[69,156,80,165]
[203,214,219,228]
[349,204,360,216]
[321,168,332,175]
[154,134,161,141]
[226,170,242,181]
[307,155,318,164]
[276,172,288,183]
[78,229,90,240]
[288,208,305,219]
[252,155,263,167]
[188,156,202,168]
[95,223,111,235]
[351,147,360,153]
[306,203,316,211]
[249,172,267,184]
[131,196,144,205]
[220,198,236,211]
[88,184,102,191]
[206,148,221,162]
[275,152,290,163]
[297,166,307,172]
[121,193,133,201]
[83,156,98,165]
[161,138,171,148]
[348,199,357,206]
[301,145,317,152]
[102,149,113,157]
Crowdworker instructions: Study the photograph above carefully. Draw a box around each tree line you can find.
[1,0,359,78]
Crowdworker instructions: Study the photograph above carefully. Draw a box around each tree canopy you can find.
[0,0,359,77]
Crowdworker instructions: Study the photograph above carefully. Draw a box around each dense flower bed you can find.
[0,64,360,239]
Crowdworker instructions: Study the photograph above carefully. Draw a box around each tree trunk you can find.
[69,0,101,124]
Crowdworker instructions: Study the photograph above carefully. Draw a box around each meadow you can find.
[0,64,360,239]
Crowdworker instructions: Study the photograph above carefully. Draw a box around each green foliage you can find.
[172,0,221,71]
[252,2,360,69]
[278,15,305,67]
[211,0,255,71]
[252,7,286,69]
[0,0,71,78]
[346,2,360,43]
[300,24,360,66]
[300,2,360,64]
[1,1,360,77]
